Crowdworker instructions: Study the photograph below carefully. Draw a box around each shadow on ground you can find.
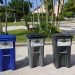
[71,54,75,66]
[15,54,75,70]
[44,54,53,66]
[44,54,75,67]
[16,55,53,69]
[16,57,29,70]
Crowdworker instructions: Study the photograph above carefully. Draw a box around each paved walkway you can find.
[3,26,27,31]
[1,44,75,75]
[3,25,75,31]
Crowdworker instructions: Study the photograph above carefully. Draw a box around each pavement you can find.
[1,43,75,75]
[59,22,75,34]
[1,21,75,75]
[3,26,27,32]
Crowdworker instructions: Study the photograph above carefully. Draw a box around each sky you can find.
[0,0,68,5]
[0,0,68,9]
[0,0,42,10]
[0,0,10,6]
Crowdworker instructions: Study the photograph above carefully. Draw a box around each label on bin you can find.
[31,39,44,47]
[0,42,13,49]
[57,39,71,46]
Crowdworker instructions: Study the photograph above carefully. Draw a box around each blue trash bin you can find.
[0,34,16,71]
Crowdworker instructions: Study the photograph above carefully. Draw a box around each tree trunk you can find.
[51,0,55,26]
[0,17,3,34]
[55,0,60,28]
[5,0,8,34]
[32,0,34,26]
[14,13,17,23]
[36,0,41,30]
[56,0,64,28]
[40,0,44,21]
[45,0,48,27]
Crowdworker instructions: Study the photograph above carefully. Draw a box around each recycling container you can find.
[27,34,45,68]
[0,34,16,71]
[52,33,73,68]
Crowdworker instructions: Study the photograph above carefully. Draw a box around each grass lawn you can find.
[2,21,25,26]
[7,29,75,43]
[72,35,75,41]
[7,29,52,43]
[8,29,28,43]
[45,38,52,42]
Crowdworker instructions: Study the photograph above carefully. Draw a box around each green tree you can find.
[8,0,32,21]
[63,0,75,18]
[44,0,53,15]
[0,0,3,4]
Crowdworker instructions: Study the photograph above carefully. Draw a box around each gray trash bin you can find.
[52,33,73,68]
[27,34,45,68]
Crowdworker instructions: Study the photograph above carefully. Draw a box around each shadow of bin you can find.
[0,34,16,71]
[52,33,73,68]
[27,34,45,68]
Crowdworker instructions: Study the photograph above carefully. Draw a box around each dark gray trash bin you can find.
[52,33,73,68]
[27,34,45,68]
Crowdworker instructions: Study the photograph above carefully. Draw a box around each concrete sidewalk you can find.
[1,44,75,75]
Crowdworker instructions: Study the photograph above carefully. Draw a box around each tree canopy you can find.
[44,0,53,15]
[0,0,3,4]
[63,0,75,18]
[8,0,32,21]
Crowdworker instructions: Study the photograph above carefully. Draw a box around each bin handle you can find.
[60,51,67,54]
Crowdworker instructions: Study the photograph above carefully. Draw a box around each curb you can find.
[16,43,27,46]
[15,42,52,46]
[15,41,75,47]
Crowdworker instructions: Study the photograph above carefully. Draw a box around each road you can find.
[59,21,75,34]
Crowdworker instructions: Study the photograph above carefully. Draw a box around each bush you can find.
[24,14,31,22]
[28,22,51,37]
[51,25,60,34]
[39,22,51,36]
[28,21,60,38]
[56,15,64,21]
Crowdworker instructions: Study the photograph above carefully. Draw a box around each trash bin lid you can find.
[0,34,16,41]
[52,33,73,39]
[27,34,46,39]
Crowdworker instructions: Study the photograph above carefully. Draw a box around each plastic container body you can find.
[52,33,72,68]
[0,34,16,71]
[27,34,45,68]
